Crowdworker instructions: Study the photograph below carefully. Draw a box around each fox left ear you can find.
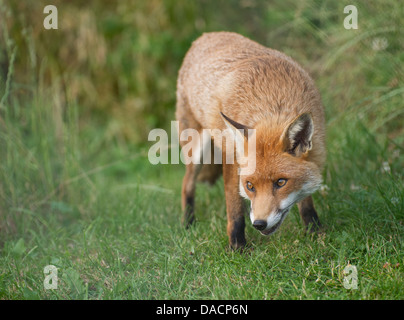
[220,112,250,139]
[220,112,251,154]
[283,113,314,157]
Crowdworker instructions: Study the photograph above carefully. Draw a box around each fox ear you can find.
[283,113,314,156]
[220,112,250,150]
[220,112,250,139]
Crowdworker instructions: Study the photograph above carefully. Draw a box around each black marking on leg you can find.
[302,207,322,233]
[183,196,195,228]
[230,216,246,250]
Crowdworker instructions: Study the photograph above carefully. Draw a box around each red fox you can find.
[176,32,326,249]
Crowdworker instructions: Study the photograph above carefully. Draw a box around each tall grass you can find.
[0,0,403,299]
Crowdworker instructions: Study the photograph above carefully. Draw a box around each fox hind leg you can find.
[181,162,202,227]
[176,94,204,227]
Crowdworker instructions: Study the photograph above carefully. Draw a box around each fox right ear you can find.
[283,113,314,157]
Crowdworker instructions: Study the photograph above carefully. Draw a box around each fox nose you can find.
[253,220,267,231]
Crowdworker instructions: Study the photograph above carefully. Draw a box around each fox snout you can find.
[252,219,267,231]
[250,205,290,236]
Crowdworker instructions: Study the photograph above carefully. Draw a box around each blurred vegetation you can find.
[0,0,403,299]
[2,0,402,142]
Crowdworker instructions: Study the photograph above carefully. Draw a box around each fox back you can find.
[176,32,326,249]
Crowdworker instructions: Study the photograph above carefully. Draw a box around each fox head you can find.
[221,112,322,235]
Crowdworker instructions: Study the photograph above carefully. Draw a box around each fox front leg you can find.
[223,161,247,250]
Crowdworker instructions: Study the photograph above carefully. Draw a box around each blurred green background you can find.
[2,0,402,142]
[0,0,403,299]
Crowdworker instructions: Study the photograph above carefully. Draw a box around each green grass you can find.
[0,153,402,299]
[0,0,403,299]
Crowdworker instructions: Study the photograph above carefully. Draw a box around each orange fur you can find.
[176,32,326,249]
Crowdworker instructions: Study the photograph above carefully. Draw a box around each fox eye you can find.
[275,178,287,188]
[246,181,255,192]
